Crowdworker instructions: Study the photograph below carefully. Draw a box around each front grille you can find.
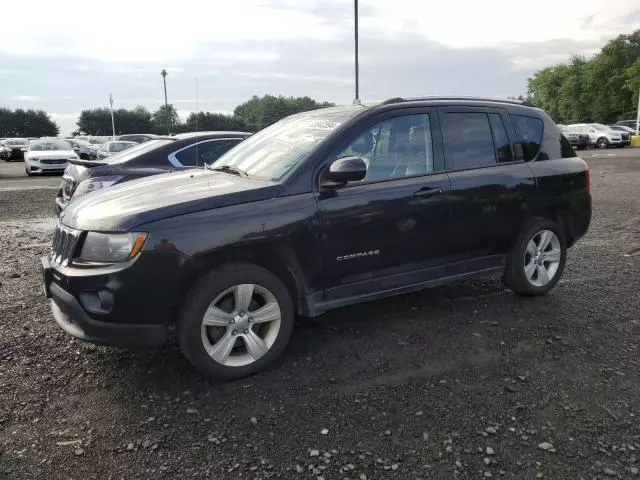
[41,159,67,165]
[51,223,81,267]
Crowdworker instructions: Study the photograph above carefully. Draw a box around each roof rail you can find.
[380,96,532,106]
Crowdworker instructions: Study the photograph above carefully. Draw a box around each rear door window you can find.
[169,139,243,167]
[510,115,544,161]
[441,112,496,170]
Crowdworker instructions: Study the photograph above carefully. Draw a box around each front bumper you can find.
[42,256,169,348]
[28,162,68,173]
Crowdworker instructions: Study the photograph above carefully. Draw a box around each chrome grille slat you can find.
[51,223,81,267]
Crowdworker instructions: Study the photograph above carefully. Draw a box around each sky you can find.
[1,0,639,135]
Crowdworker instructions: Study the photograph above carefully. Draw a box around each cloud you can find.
[0,0,638,135]
[11,95,39,102]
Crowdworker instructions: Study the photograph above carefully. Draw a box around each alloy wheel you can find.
[597,138,608,149]
[523,230,562,287]
[200,284,281,367]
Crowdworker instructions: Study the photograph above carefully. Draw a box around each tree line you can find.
[0,95,334,138]
[0,108,59,137]
[527,30,640,124]
[73,95,335,136]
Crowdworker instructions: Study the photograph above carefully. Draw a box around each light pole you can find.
[161,69,169,134]
[636,87,640,135]
[354,0,360,104]
[109,93,116,140]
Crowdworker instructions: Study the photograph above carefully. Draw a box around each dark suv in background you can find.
[55,131,250,213]
[43,97,591,380]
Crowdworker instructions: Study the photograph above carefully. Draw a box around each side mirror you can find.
[21,148,28,152]
[323,156,367,187]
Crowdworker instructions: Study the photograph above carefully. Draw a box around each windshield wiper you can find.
[209,165,249,177]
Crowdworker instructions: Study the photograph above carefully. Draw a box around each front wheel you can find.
[503,219,567,296]
[177,263,294,380]
[596,137,609,149]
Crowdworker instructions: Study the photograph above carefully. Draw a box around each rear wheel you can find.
[177,263,294,380]
[596,137,609,149]
[503,219,566,296]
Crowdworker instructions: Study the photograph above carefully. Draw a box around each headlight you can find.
[73,175,123,197]
[68,154,79,160]
[79,232,148,263]
[30,156,40,161]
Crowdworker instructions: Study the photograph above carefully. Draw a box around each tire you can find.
[177,263,295,380]
[503,218,567,296]
[596,137,609,149]
[25,166,34,177]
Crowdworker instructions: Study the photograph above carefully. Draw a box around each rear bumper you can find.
[42,256,169,348]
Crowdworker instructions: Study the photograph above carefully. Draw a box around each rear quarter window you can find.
[511,115,543,161]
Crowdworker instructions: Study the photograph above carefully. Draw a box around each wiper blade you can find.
[210,165,249,177]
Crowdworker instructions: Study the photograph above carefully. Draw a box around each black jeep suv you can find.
[42,97,591,380]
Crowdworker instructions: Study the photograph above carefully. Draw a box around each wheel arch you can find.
[176,242,309,318]
[523,205,579,247]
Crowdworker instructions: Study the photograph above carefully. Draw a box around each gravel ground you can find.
[1,155,639,480]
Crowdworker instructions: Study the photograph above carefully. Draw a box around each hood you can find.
[28,149,75,158]
[60,169,281,232]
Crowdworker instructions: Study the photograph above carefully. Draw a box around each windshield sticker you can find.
[305,120,341,131]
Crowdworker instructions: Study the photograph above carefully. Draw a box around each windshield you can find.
[110,142,135,152]
[7,139,27,146]
[211,114,344,180]
[107,139,173,164]
[592,123,612,132]
[88,137,109,144]
[29,140,71,151]
[71,139,91,147]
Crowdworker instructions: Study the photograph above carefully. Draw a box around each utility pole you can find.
[353,0,360,105]
[161,69,169,134]
[109,93,116,140]
[636,87,640,135]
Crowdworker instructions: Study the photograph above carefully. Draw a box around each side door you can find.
[167,138,244,168]
[316,108,453,302]
[439,107,537,273]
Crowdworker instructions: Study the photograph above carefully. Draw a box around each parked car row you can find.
[1,134,149,169]
[559,123,631,149]
[43,97,592,380]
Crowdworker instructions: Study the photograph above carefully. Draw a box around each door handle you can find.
[413,187,444,198]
